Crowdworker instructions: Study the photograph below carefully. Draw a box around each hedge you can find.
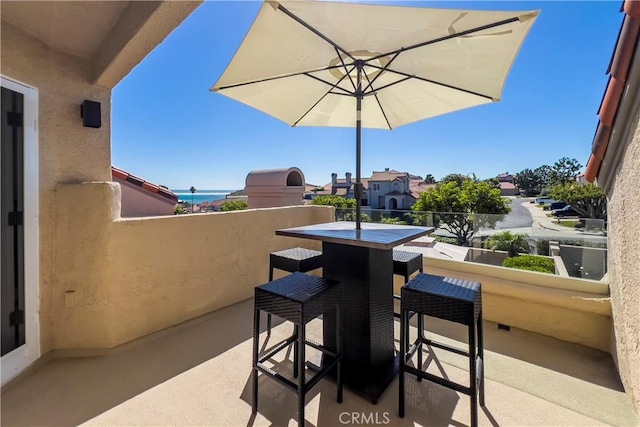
[502,255,555,274]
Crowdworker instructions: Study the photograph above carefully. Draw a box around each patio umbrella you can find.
[211,0,538,229]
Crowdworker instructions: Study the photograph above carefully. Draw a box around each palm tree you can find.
[487,231,530,257]
[189,186,196,213]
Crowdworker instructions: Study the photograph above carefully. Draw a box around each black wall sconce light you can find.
[81,100,101,128]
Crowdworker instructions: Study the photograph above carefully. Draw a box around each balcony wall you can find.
[53,182,333,352]
[400,257,612,352]
[53,184,611,358]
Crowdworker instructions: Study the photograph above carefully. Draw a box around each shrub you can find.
[487,231,529,257]
[503,255,555,274]
[434,236,459,245]
[535,239,550,256]
[220,200,248,211]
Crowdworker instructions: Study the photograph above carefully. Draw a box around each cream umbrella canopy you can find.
[211,0,538,229]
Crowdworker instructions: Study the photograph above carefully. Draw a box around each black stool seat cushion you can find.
[255,272,340,324]
[271,248,323,273]
[392,250,423,276]
[401,273,481,325]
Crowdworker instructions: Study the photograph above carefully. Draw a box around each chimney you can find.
[331,172,337,184]
[345,172,352,184]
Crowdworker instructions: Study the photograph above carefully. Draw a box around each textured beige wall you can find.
[607,108,640,413]
[54,184,610,354]
[1,23,112,353]
[54,185,332,350]
[405,258,613,352]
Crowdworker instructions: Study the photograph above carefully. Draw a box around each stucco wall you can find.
[54,183,333,350]
[397,257,612,352]
[1,23,112,353]
[607,108,640,412]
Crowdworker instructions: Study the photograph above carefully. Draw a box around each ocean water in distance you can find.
[172,190,237,204]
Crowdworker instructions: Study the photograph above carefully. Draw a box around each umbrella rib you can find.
[336,47,357,91]
[293,72,354,126]
[363,51,401,94]
[303,72,354,96]
[274,2,355,61]
[363,75,413,96]
[367,64,494,100]
[213,64,348,91]
[368,16,521,62]
[363,72,392,130]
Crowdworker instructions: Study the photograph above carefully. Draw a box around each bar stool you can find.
[253,272,342,426]
[392,250,423,318]
[267,248,323,335]
[398,273,484,427]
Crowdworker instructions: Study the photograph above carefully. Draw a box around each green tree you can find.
[440,173,471,187]
[514,168,541,195]
[220,200,248,211]
[174,205,186,215]
[487,231,530,257]
[535,165,553,189]
[550,183,606,219]
[412,180,511,246]
[550,157,582,186]
[483,177,501,189]
[424,174,436,184]
[311,195,356,208]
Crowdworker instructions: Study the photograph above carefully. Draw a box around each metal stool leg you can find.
[297,324,306,426]
[267,265,274,336]
[417,314,424,382]
[469,318,478,427]
[399,307,408,418]
[252,307,260,414]
[478,309,485,407]
[293,325,299,379]
[336,307,343,403]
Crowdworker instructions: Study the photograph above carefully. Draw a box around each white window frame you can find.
[0,76,40,385]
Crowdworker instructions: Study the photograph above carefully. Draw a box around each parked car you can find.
[536,196,554,205]
[549,201,567,210]
[552,205,579,217]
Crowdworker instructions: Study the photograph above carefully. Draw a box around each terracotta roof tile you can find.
[587,1,640,182]
[111,166,178,202]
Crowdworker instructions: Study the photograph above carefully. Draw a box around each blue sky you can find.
[112,1,623,190]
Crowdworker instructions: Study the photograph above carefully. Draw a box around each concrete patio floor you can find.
[1,299,638,427]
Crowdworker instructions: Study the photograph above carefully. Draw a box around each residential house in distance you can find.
[111,166,178,217]
[320,169,433,209]
[368,168,413,209]
[496,171,519,196]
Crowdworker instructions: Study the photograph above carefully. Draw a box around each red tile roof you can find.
[586,1,640,182]
[111,166,178,202]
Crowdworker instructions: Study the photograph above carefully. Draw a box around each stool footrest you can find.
[304,355,340,393]
[258,335,297,364]
[306,339,338,358]
[421,337,471,358]
[256,364,298,392]
[404,365,472,395]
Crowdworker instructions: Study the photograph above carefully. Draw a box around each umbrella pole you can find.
[355,62,363,230]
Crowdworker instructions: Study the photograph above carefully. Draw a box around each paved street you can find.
[432,197,607,246]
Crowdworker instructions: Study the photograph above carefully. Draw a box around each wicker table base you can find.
[319,242,396,403]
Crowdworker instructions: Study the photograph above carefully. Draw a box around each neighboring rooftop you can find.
[586,1,640,183]
[111,166,178,203]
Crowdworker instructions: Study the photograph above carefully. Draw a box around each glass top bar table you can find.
[276,221,434,403]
